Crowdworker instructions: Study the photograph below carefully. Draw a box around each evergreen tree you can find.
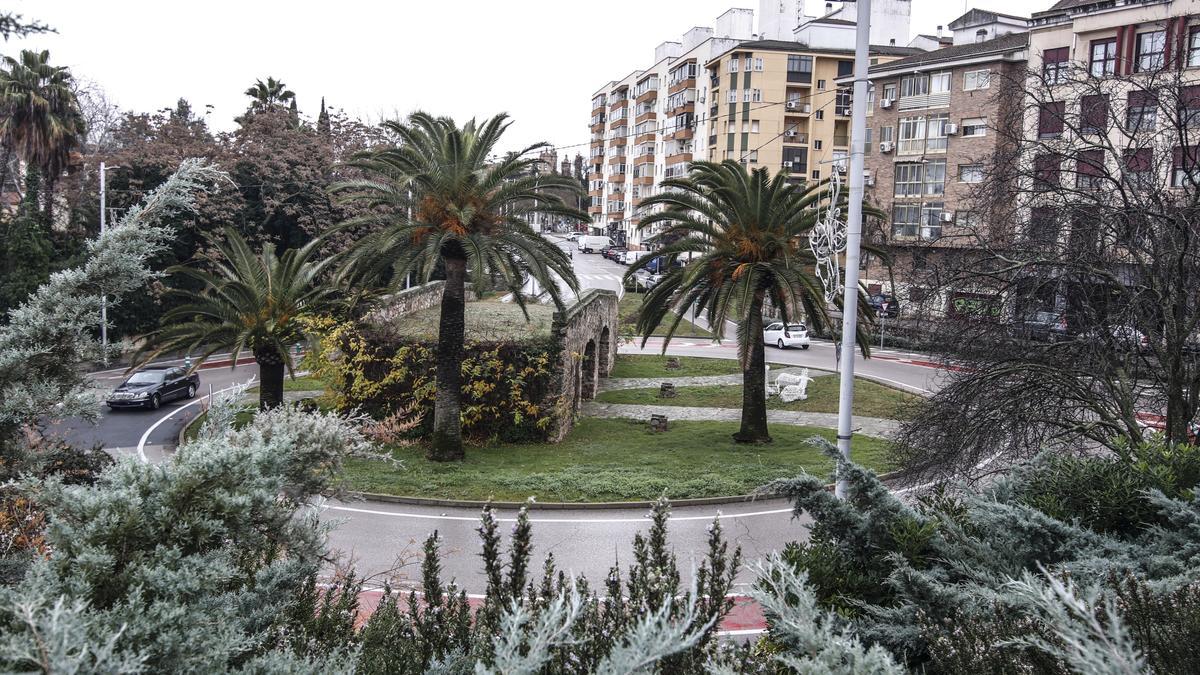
[0,166,51,316]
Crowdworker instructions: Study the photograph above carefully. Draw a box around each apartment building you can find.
[839,17,1030,315]
[707,41,918,185]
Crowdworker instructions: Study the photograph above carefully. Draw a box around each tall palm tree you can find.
[625,160,884,443]
[135,230,337,410]
[333,112,586,462]
[0,49,85,219]
[244,76,295,111]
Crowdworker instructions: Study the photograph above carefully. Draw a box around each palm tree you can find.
[0,49,85,220]
[135,230,337,410]
[244,76,295,111]
[624,160,885,444]
[333,112,585,462]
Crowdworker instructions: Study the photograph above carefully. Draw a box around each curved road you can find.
[58,238,947,598]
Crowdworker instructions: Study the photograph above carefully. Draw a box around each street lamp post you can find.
[99,162,117,364]
[833,0,873,499]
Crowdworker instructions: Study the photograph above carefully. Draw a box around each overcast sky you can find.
[12,0,1047,157]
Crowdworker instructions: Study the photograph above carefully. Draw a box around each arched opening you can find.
[598,326,612,377]
[581,339,598,400]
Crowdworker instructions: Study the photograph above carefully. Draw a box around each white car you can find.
[764,322,811,349]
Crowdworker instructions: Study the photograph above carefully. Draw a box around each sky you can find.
[11,0,1048,157]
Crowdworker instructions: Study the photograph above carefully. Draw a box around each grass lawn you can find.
[618,292,712,339]
[342,417,891,502]
[283,376,327,392]
[608,354,746,379]
[392,299,555,342]
[596,375,919,421]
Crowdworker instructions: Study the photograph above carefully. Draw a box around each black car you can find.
[868,293,900,319]
[106,366,200,410]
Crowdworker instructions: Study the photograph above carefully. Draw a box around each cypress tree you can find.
[0,165,51,316]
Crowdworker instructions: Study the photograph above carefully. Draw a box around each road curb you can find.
[344,470,903,510]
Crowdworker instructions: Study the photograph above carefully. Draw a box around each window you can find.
[1029,207,1059,245]
[813,139,823,149]
[837,60,854,77]
[1123,147,1153,188]
[898,116,927,154]
[747,150,759,162]
[1173,145,1200,187]
[959,164,984,183]
[1043,47,1069,84]
[864,127,873,155]
[866,83,875,109]
[751,120,760,133]
[893,204,920,237]
[835,88,851,115]
[882,83,896,101]
[1134,30,1165,73]
[1076,149,1104,190]
[1038,101,1065,137]
[895,164,923,197]
[963,69,991,91]
[743,88,751,102]
[754,57,764,71]
[1090,39,1118,77]
[741,120,749,133]
[751,89,762,103]
[921,202,945,239]
[1080,94,1108,134]
[744,56,753,72]
[1182,85,1200,128]
[879,125,894,143]
[1126,90,1157,131]
[1034,153,1062,190]
[815,109,824,120]
[787,55,813,82]
[924,160,947,196]
[961,117,987,137]
[930,72,951,94]
[817,79,826,90]
[812,169,820,179]
[729,58,739,73]
[900,74,929,98]
[728,90,737,103]
[1190,27,1200,67]
[926,114,949,152]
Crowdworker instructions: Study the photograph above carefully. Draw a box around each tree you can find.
[244,76,295,111]
[0,164,50,315]
[625,160,883,443]
[0,49,85,222]
[333,112,585,461]
[0,12,53,41]
[135,229,337,409]
[891,55,1200,482]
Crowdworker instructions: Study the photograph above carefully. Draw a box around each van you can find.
[578,236,613,253]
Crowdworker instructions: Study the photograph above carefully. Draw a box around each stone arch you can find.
[598,325,612,377]
[581,339,598,400]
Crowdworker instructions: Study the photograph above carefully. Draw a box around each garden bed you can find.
[607,354,746,379]
[342,417,891,502]
[595,376,919,421]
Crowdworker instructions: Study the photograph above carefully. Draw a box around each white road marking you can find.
[135,377,256,463]
[322,503,793,524]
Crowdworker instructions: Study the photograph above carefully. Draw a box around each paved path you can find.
[581,401,901,438]
[598,367,816,391]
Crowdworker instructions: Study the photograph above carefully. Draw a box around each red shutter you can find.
[1081,95,1108,130]
[1127,88,1158,107]
[1176,146,1200,169]
[1077,149,1104,176]
[1038,101,1065,135]
[1182,85,1200,110]
[1124,148,1152,172]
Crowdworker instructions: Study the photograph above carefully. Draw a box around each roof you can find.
[862,31,1028,74]
[725,39,924,58]
[1033,0,1123,19]
[947,8,1030,29]
[810,17,856,26]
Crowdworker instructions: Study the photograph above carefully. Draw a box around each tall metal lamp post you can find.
[99,161,121,365]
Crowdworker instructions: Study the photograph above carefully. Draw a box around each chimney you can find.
[936,25,943,38]
[889,38,895,45]
[825,2,832,13]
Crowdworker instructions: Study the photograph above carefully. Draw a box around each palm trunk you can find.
[0,146,12,205]
[733,293,771,444]
[42,172,56,227]
[255,347,286,410]
[429,255,467,461]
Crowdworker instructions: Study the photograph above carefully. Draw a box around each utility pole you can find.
[834,0,872,499]
[99,161,109,365]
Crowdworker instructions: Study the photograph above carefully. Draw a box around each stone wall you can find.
[546,289,619,442]
[366,281,445,325]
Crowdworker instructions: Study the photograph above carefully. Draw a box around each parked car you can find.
[106,366,200,410]
[622,250,651,266]
[578,235,612,253]
[601,245,628,262]
[764,322,811,349]
[1082,325,1150,352]
[868,293,900,319]
[644,256,685,274]
[644,273,664,290]
[1017,310,1070,342]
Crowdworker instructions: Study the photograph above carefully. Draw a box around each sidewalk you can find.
[580,401,900,438]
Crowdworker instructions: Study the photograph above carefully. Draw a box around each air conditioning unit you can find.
[785,130,798,138]
[864,171,875,187]
[880,141,895,153]
[940,211,955,223]
[880,98,894,109]
[786,100,798,110]
[945,123,959,135]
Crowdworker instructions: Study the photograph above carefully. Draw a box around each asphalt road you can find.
[57,234,945,598]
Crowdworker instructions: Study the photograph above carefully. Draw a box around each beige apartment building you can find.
[707,40,918,185]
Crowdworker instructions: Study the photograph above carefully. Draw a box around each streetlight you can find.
[99,162,121,364]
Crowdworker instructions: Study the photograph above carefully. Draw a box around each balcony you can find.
[607,154,627,165]
[608,95,629,110]
[667,127,694,142]
[665,152,692,165]
[833,135,849,147]
[634,131,655,145]
[633,174,654,186]
[783,132,809,144]
[633,153,654,166]
[634,109,656,125]
[667,79,695,96]
[635,88,657,105]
